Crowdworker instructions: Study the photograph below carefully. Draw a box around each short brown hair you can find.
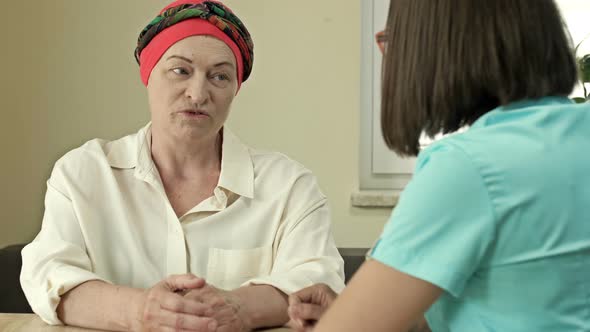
[381,0,577,156]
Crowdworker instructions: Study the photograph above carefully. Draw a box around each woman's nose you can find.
[185,75,209,106]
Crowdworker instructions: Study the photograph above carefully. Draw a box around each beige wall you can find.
[0,0,390,248]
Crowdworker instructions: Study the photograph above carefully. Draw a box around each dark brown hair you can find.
[381,0,577,156]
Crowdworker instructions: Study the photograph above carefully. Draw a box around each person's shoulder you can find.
[415,137,473,172]
[248,148,326,197]
[424,99,590,174]
[410,135,495,200]
[54,138,109,169]
[418,121,511,173]
[249,148,313,177]
[52,130,140,175]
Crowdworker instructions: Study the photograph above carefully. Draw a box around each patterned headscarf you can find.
[135,0,254,88]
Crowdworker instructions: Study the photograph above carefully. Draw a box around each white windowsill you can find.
[350,190,401,208]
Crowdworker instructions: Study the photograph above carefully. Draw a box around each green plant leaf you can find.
[572,97,587,103]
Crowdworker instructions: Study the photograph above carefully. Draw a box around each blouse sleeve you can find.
[242,172,345,294]
[20,160,108,325]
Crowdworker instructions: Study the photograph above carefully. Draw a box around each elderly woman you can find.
[20,1,344,331]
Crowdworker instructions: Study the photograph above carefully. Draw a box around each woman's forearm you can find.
[57,280,144,331]
[57,280,289,331]
[231,284,289,329]
[409,317,432,332]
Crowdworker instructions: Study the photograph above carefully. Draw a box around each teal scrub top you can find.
[370,97,590,331]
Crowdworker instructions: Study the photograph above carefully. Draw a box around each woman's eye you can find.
[212,73,230,81]
[172,68,189,75]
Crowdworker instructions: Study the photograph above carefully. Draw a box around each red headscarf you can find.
[137,0,253,90]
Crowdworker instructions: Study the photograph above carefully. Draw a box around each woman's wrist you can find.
[230,285,289,330]
[219,289,254,331]
[126,288,148,332]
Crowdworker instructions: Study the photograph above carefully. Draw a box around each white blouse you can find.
[20,124,344,324]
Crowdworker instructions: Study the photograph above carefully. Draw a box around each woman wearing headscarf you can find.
[20,1,344,331]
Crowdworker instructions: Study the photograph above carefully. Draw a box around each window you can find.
[359,0,411,191]
[559,0,590,98]
[359,0,590,191]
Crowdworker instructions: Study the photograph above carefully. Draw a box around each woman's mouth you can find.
[178,110,210,119]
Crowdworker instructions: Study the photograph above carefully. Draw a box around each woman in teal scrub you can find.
[287,0,590,331]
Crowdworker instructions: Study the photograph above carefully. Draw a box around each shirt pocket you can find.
[206,246,273,290]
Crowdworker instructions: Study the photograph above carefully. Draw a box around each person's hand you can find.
[133,274,218,332]
[287,284,338,332]
[183,284,250,332]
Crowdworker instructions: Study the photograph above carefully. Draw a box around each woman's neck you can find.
[150,129,222,180]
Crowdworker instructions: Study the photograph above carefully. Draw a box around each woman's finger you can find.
[165,274,206,291]
[159,292,214,316]
[291,303,326,321]
[156,309,218,332]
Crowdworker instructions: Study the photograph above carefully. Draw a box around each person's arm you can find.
[20,164,217,331]
[243,172,345,296]
[408,317,432,332]
[57,280,142,331]
[228,284,289,329]
[287,280,431,332]
[183,283,288,331]
[287,283,337,331]
[20,177,110,325]
[58,275,217,332]
[314,260,442,332]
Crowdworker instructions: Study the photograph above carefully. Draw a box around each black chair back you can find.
[0,244,33,313]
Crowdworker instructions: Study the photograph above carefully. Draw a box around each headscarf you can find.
[135,0,254,89]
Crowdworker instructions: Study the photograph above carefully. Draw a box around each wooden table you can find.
[0,314,291,332]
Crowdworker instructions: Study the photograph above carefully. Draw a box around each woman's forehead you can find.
[164,35,236,65]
